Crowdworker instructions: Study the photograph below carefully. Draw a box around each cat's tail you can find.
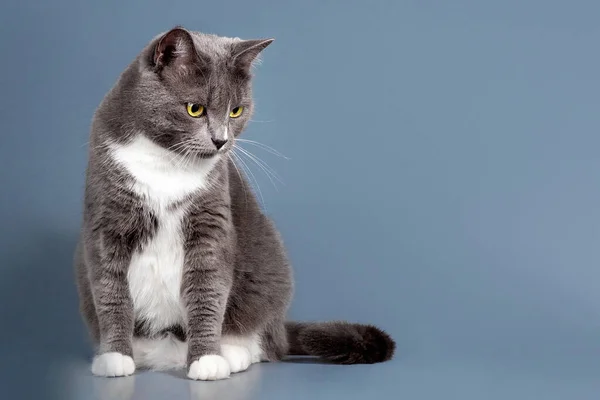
[285,321,395,364]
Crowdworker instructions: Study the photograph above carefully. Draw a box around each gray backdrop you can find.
[1,1,600,399]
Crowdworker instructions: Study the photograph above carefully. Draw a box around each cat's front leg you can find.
[182,248,233,381]
[89,231,137,377]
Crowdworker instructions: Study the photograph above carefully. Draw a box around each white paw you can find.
[187,355,230,381]
[91,352,136,377]
[221,344,252,373]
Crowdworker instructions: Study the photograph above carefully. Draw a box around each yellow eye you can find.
[186,103,205,117]
[229,106,244,118]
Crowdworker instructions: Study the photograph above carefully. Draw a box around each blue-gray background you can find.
[1,0,600,399]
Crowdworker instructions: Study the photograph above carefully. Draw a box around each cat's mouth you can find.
[198,146,232,159]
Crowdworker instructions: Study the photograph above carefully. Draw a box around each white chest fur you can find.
[127,206,187,331]
[109,135,218,333]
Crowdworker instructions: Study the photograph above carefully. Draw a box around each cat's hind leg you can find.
[259,318,289,362]
[220,333,264,373]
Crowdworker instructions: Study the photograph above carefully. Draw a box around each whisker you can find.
[235,138,289,159]
[234,145,283,188]
[232,149,262,198]
[234,147,279,191]
[168,137,199,150]
[167,138,197,154]
[233,148,266,210]
[167,139,200,166]
[234,144,281,177]
[182,146,196,171]
[167,146,188,166]
[232,149,265,209]
[228,153,248,205]
[174,145,192,171]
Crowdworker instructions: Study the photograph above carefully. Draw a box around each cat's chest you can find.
[127,206,187,331]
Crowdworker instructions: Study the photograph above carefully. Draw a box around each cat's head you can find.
[124,27,272,159]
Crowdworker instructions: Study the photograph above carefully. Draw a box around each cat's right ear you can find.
[152,27,207,73]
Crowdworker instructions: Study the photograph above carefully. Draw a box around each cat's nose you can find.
[211,137,228,150]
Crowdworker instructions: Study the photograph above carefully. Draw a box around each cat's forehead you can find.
[189,31,241,62]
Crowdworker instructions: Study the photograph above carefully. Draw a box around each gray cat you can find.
[75,26,395,381]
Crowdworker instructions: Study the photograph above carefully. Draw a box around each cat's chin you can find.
[185,150,221,161]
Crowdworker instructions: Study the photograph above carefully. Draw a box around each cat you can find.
[75,26,395,381]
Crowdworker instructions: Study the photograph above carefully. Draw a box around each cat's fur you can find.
[75,26,395,380]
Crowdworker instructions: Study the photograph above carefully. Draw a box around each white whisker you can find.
[166,139,198,165]
[234,147,279,191]
[234,145,283,189]
[232,148,266,210]
[235,138,289,159]
[227,153,248,205]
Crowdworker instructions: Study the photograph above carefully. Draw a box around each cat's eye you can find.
[186,103,205,117]
[229,106,244,118]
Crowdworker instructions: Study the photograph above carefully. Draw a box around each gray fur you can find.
[75,27,394,377]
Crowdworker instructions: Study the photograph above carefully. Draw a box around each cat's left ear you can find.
[231,39,274,71]
[153,27,209,73]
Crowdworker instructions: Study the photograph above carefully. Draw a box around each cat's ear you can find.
[153,27,208,72]
[231,39,274,71]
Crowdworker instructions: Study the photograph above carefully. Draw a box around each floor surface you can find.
[51,352,600,400]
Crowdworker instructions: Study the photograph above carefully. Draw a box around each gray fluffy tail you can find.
[285,321,396,364]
